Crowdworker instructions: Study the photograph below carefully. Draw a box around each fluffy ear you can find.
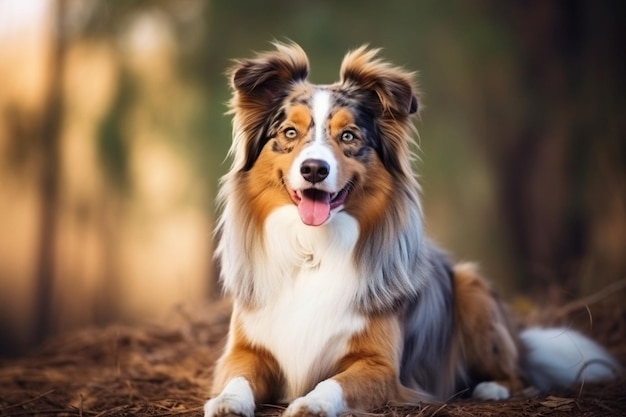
[339,47,419,176]
[339,46,419,118]
[228,42,309,171]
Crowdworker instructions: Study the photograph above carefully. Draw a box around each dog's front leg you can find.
[205,316,281,417]
[283,378,346,417]
[204,376,256,417]
[284,316,405,417]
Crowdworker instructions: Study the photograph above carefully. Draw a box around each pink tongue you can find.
[298,190,331,226]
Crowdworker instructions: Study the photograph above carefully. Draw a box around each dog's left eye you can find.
[284,128,298,139]
[341,131,355,143]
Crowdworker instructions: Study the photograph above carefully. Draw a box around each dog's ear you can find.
[339,47,419,176]
[228,42,309,171]
[339,46,419,119]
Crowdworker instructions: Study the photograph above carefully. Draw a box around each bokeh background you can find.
[0,0,624,356]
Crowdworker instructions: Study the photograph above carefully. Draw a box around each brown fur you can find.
[211,306,284,403]
[453,263,525,394]
[343,152,395,244]
[337,315,405,410]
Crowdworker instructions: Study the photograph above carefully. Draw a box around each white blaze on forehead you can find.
[312,89,331,144]
[288,88,339,192]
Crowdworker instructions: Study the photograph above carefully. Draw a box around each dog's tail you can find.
[452,263,621,397]
[519,327,622,391]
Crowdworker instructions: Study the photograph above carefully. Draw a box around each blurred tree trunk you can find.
[34,0,66,343]
[483,1,626,301]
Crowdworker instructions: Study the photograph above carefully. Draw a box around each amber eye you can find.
[284,128,297,139]
[341,131,355,143]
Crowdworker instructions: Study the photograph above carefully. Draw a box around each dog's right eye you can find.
[284,128,297,139]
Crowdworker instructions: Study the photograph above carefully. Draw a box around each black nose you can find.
[300,159,330,184]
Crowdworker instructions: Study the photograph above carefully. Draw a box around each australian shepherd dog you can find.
[204,42,619,417]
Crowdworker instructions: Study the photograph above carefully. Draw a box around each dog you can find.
[204,42,620,417]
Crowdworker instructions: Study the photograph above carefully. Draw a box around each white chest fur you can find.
[239,206,366,401]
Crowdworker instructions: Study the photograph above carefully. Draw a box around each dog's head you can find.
[227,42,419,227]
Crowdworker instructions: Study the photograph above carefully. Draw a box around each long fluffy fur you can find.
[520,327,621,391]
[205,42,620,417]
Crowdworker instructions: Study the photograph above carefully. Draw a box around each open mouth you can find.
[289,185,351,226]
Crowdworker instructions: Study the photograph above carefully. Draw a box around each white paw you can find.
[284,397,336,417]
[284,380,345,417]
[204,377,255,417]
[472,381,510,400]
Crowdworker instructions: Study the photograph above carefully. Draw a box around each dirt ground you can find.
[1,293,625,417]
